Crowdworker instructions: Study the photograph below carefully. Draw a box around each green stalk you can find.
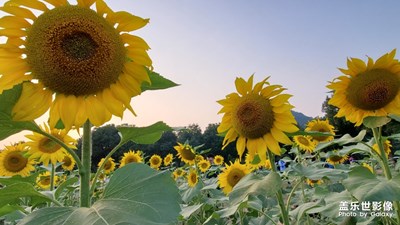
[285,178,304,213]
[267,150,290,225]
[372,127,400,224]
[80,120,92,207]
[89,141,123,196]
[50,164,55,191]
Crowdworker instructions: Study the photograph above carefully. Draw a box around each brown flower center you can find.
[297,136,310,146]
[39,137,61,153]
[4,151,28,172]
[180,147,196,161]
[227,168,245,188]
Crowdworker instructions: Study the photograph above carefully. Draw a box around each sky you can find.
[1,0,400,146]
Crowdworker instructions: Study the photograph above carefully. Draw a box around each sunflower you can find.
[173,167,185,180]
[187,169,198,187]
[218,160,251,195]
[305,119,335,142]
[372,139,392,157]
[217,75,298,162]
[326,152,348,165]
[0,144,35,177]
[293,135,317,153]
[163,153,174,166]
[61,153,75,171]
[149,154,162,170]
[174,143,196,165]
[0,0,152,130]
[245,153,263,171]
[214,155,224,165]
[98,157,115,174]
[362,163,374,173]
[197,159,211,173]
[25,124,76,166]
[119,150,143,168]
[195,155,204,162]
[306,178,323,187]
[36,171,59,189]
[327,50,400,126]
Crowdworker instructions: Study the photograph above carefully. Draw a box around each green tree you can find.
[177,124,203,147]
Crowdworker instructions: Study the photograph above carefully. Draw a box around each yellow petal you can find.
[126,48,152,67]
[118,73,142,96]
[110,11,149,32]
[12,82,51,121]
[270,127,292,145]
[0,28,26,37]
[85,96,111,126]
[95,0,112,17]
[124,62,151,84]
[59,94,79,131]
[264,134,281,155]
[235,77,248,96]
[48,94,61,128]
[98,88,124,117]
[121,33,151,50]
[74,97,88,129]
[6,0,49,12]
[0,16,30,29]
[43,0,67,7]
[77,0,96,8]
[0,74,31,94]
[236,136,246,159]
[270,94,292,106]
[0,6,36,20]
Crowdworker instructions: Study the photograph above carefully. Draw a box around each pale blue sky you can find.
[1,0,400,146]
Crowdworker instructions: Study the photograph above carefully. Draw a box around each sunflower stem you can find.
[372,127,400,224]
[285,177,304,214]
[89,141,123,197]
[267,150,290,225]
[50,163,55,191]
[80,120,92,207]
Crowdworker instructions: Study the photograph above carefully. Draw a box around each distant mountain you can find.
[291,111,313,129]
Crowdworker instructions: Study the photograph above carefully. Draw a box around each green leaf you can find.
[180,204,203,219]
[229,172,281,206]
[342,166,400,201]
[118,121,172,145]
[54,177,79,199]
[314,130,367,152]
[0,173,37,186]
[363,116,391,128]
[0,183,54,209]
[141,70,179,91]
[18,163,181,225]
[388,114,400,123]
[0,84,41,141]
[290,163,348,181]
[307,190,353,219]
[0,205,24,217]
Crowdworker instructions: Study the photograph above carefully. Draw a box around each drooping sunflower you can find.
[217,75,298,162]
[61,153,75,171]
[305,119,335,142]
[187,169,198,187]
[0,144,35,177]
[173,167,185,180]
[163,153,174,166]
[98,157,115,174]
[36,171,59,189]
[174,143,196,165]
[119,150,143,168]
[197,159,211,173]
[0,0,152,130]
[326,152,348,165]
[214,155,224,166]
[25,124,76,166]
[218,160,251,195]
[293,135,317,153]
[327,50,400,126]
[306,178,323,187]
[372,139,392,157]
[149,154,162,170]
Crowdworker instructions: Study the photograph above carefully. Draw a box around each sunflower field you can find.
[0,0,400,225]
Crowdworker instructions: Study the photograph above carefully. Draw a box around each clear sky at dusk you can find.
[1,0,400,146]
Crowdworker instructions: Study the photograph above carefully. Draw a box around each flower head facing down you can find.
[0,0,152,130]
[218,160,251,195]
[327,50,400,126]
[372,139,392,158]
[174,143,196,165]
[0,144,35,177]
[217,75,298,162]
[119,150,143,168]
[25,124,76,166]
[98,157,115,174]
[305,119,335,142]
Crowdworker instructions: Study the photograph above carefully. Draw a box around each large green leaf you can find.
[363,116,391,128]
[0,183,54,209]
[18,163,181,225]
[289,164,348,181]
[0,84,41,141]
[0,173,37,186]
[141,70,179,91]
[342,166,400,201]
[118,121,172,145]
[314,130,367,152]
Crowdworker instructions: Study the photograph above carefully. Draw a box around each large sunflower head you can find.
[217,75,298,162]
[197,159,211,173]
[25,124,76,166]
[187,169,198,187]
[36,171,59,189]
[98,157,115,174]
[327,50,400,126]
[163,153,174,166]
[0,144,35,177]
[305,119,335,142]
[214,155,224,165]
[61,153,75,171]
[149,154,162,170]
[372,139,392,158]
[218,160,251,195]
[174,143,196,165]
[119,150,143,168]
[293,135,317,153]
[0,0,152,130]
